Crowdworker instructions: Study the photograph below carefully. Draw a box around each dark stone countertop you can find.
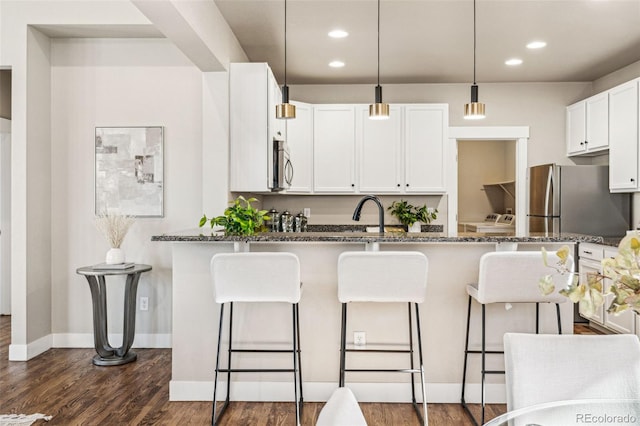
[152,226,603,244]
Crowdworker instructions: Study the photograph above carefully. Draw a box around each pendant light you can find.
[369,0,389,120]
[464,0,486,120]
[276,0,296,119]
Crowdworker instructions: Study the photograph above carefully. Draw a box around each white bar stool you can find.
[460,250,573,426]
[210,252,302,425]
[337,251,429,425]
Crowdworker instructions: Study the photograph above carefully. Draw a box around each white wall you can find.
[50,38,205,342]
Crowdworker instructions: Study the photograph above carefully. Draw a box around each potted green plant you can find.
[199,196,269,236]
[388,200,438,233]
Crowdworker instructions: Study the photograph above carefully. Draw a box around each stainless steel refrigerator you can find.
[528,164,631,237]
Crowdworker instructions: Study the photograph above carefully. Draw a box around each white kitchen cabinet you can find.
[578,243,605,325]
[566,92,609,156]
[313,105,356,193]
[229,62,284,192]
[608,79,639,192]
[603,246,636,334]
[357,105,403,193]
[404,104,447,193]
[285,101,313,193]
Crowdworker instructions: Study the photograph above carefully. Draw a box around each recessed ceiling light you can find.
[527,40,547,49]
[328,29,349,38]
[505,58,523,66]
[329,60,345,68]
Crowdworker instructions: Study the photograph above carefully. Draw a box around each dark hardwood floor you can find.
[0,314,523,425]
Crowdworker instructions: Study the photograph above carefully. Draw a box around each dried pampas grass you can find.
[95,212,135,248]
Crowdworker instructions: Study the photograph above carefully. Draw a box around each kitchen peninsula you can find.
[153,230,601,404]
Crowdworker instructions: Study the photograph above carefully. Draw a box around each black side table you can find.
[76,264,152,366]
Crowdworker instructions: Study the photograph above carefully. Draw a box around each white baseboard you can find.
[52,333,172,348]
[9,333,52,361]
[169,380,506,404]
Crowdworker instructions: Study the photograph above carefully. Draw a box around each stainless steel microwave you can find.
[271,138,293,191]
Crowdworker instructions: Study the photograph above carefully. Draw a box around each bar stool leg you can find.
[414,303,428,426]
[535,302,540,334]
[295,303,304,412]
[212,303,227,425]
[556,303,562,334]
[481,303,486,425]
[339,303,347,387]
[292,304,300,426]
[460,296,473,415]
[407,303,417,406]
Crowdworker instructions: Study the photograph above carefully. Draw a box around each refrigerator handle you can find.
[544,166,554,234]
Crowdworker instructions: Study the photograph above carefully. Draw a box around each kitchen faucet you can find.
[352,195,385,234]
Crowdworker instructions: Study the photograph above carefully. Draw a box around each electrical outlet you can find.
[354,331,366,346]
[303,208,311,217]
[140,297,149,311]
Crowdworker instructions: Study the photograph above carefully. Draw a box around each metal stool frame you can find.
[212,301,303,425]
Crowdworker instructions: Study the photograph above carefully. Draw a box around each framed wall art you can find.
[95,126,164,217]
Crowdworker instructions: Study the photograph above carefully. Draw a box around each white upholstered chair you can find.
[337,251,429,425]
[210,252,302,425]
[316,387,367,426]
[460,250,573,425]
[504,332,640,410]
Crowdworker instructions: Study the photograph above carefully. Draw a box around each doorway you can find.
[447,127,529,236]
[0,69,12,315]
[457,139,516,230]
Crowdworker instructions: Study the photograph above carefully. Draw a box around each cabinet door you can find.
[566,101,587,156]
[358,105,402,193]
[404,105,447,193]
[609,80,639,192]
[286,101,313,193]
[603,247,636,334]
[578,258,604,324]
[313,105,356,193]
[585,92,609,152]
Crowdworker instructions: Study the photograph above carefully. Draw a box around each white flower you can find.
[95,212,135,248]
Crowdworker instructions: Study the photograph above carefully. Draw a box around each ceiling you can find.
[214,0,640,85]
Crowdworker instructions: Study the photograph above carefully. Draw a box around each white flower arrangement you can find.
[539,233,640,317]
[95,212,135,248]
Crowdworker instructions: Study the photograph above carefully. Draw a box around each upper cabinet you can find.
[357,105,403,193]
[404,105,447,193]
[313,105,357,193]
[286,101,314,193]
[566,92,609,156]
[229,63,283,192]
[608,79,639,192]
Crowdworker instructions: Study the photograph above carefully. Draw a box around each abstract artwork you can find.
[95,127,164,217]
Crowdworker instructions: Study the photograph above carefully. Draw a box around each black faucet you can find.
[352,195,385,234]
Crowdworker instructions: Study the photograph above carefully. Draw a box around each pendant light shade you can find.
[276,0,296,119]
[369,0,389,120]
[464,0,485,120]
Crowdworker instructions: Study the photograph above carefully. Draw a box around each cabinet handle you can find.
[631,178,636,182]
[397,184,401,187]
[580,142,584,146]
[406,183,410,187]
[351,184,355,187]
[584,250,593,255]
[584,140,588,144]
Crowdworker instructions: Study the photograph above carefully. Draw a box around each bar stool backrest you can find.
[338,251,428,303]
[211,252,301,303]
[476,251,573,304]
[504,332,640,410]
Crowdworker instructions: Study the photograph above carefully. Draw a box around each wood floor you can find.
[6,314,560,425]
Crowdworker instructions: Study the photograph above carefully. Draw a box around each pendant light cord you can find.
[473,0,477,85]
[284,0,288,86]
[377,0,381,86]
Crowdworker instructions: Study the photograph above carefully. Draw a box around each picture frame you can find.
[95,126,164,217]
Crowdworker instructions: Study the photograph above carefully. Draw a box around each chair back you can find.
[338,251,428,303]
[504,332,640,411]
[475,251,573,304]
[211,252,300,303]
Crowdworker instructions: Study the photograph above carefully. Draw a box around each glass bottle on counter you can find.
[294,212,308,232]
[279,210,293,232]
[267,209,279,232]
